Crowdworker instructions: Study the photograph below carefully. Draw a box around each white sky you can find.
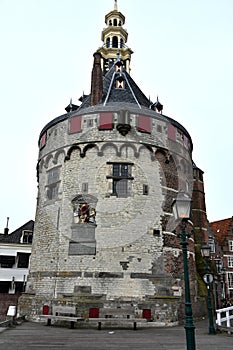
[0,0,232,231]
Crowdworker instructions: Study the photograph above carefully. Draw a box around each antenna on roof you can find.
[4,217,9,235]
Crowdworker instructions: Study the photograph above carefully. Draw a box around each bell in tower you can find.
[97,0,133,75]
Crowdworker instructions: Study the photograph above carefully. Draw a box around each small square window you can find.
[153,229,160,237]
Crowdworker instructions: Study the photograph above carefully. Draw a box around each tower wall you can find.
[19,105,198,324]
[18,2,208,325]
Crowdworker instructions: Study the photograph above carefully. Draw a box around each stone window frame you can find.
[106,161,134,198]
[45,166,61,201]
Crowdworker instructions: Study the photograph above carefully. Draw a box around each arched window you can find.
[120,39,123,48]
[106,37,110,48]
[109,20,112,26]
[112,36,118,48]
[113,18,117,26]
[119,20,122,26]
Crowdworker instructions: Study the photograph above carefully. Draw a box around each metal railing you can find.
[216,305,233,333]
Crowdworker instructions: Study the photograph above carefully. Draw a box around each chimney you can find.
[4,217,9,235]
[90,52,103,106]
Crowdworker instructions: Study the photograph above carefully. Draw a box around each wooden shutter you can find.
[183,135,189,149]
[70,116,82,133]
[167,123,176,141]
[40,132,47,149]
[99,113,113,130]
[137,115,151,133]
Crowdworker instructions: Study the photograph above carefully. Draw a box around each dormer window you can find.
[21,230,33,244]
[116,76,125,89]
[115,62,123,72]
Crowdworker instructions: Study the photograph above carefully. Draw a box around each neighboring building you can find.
[19,1,208,324]
[0,220,34,320]
[210,217,233,302]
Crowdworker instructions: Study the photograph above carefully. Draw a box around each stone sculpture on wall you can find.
[69,194,97,255]
[73,203,96,224]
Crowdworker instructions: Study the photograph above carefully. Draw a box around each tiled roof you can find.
[78,63,151,111]
[0,220,34,244]
[210,217,232,246]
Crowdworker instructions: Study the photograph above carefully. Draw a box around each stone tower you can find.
[19,1,204,324]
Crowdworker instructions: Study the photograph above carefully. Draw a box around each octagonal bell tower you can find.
[97,0,133,74]
[19,1,201,325]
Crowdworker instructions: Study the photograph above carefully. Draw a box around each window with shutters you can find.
[137,115,151,133]
[99,113,113,130]
[69,115,82,133]
[40,132,47,149]
[107,162,134,197]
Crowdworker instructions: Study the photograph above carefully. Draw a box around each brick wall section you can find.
[90,52,103,106]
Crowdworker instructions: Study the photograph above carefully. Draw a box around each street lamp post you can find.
[172,193,196,350]
[201,244,216,335]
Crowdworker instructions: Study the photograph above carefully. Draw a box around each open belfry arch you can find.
[97,0,133,74]
[19,1,208,325]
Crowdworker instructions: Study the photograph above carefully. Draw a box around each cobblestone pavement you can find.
[0,319,232,350]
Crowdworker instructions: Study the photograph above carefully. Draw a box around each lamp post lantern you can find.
[201,244,216,335]
[172,193,196,350]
